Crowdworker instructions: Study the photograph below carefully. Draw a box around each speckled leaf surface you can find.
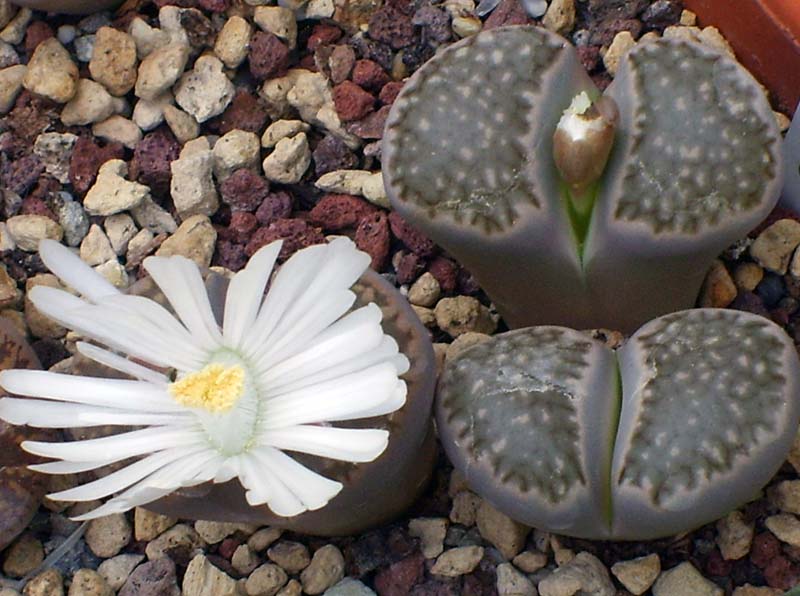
[437,310,800,540]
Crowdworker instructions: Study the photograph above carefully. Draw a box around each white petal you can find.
[239,451,304,516]
[0,370,182,412]
[339,380,407,420]
[71,486,176,520]
[143,255,223,351]
[251,447,342,512]
[76,342,169,386]
[0,398,190,428]
[261,363,401,428]
[222,241,281,349]
[22,426,204,462]
[48,446,208,502]
[29,460,112,474]
[260,426,389,462]
[38,239,120,302]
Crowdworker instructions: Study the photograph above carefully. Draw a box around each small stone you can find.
[7,214,62,251]
[262,120,309,149]
[23,38,77,103]
[766,514,800,547]
[373,554,424,595]
[22,568,63,596]
[94,259,129,288]
[332,81,374,122]
[233,545,260,575]
[734,262,765,291]
[74,34,96,61]
[542,0,575,34]
[408,272,441,307]
[452,16,482,38]
[513,551,548,574]
[611,554,661,595]
[539,552,615,596]
[135,43,189,101]
[134,507,177,541]
[0,7,31,46]
[97,554,144,591]
[85,513,132,558]
[323,578,375,596]
[130,127,181,197]
[83,160,150,216]
[300,545,345,595]
[267,541,310,574]
[145,523,206,560]
[0,263,20,308]
[388,212,436,257]
[474,500,528,560]
[751,219,800,274]
[775,111,791,133]
[312,135,358,176]
[770,480,800,515]
[126,228,155,263]
[89,27,138,96]
[663,24,702,42]
[183,554,237,596]
[409,518,448,559]
[119,557,178,596]
[680,9,697,26]
[326,45,356,85]
[132,92,174,132]
[246,564,287,596]
[214,16,251,69]
[213,129,261,181]
[163,104,200,144]
[156,215,216,266]
[699,26,734,57]
[308,193,375,230]
[435,296,496,338]
[131,197,177,235]
[717,511,754,560]
[262,133,311,184]
[92,116,142,150]
[355,211,389,270]
[249,31,290,81]
[430,546,484,577]
[175,55,235,123]
[699,259,737,307]
[652,562,723,596]
[732,586,782,596]
[0,64,25,114]
[101,211,138,255]
[248,528,283,552]
[449,491,481,527]
[54,196,89,247]
[254,7,297,49]
[496,562,535,596]
[3,534,43,578]
[61,78,125,126]
[603,30,636,76]
[33,132,78,184]
[128,17,169,60]
[80,224,116,266]
[315,170,385,205]
[411,305,436,327]
[171,138,219,218]
[68,569,113,596]
[0,1,14,30]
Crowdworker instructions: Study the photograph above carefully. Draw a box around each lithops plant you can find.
[383,26,782,333]
[437,309,800,540]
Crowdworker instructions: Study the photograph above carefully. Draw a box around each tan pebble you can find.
[698,259,737,308]
[733,262,764,292]
[89,26,138,96]
[23,38,78,103]
[611,554,661,595]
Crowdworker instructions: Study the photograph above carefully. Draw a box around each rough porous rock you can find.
[68,136,125,195]
[254,6,297,49]
[245,218,324,261]
[213,89,269,135]
[3,533,43,577]
[130,127,182,197]
[699,259,737,308]
[7,214,62,251]
[652,562,723,596]
[119,557,179,596]
[69,569,114,596]
[213,129,261,181]
[60,78,125,126]
[254,190,292,225]
[22,38,77,103]
[170,138,219,218]
[261,119,309,149]
[245,563,288,596]
[539,552,615,596]
[717,511,755,561]
[132,91,174,132]
[496,562,536,596]
[183,554,237,596]
[131,197,177,235]
[611,554,661,595]
[83,160,150,216]
[220,168,270,212]
[135,43,190,101]
[97,554,145,591]
[355,210,389,270]
[175,55,235,123]
[332,81,374,122]
[249,30,290,81]
[89,26,138,96]
[0,64,25,114]
[23,568,64,596]
[155,214,217,267]
[33,132,77,184]
[750,219,800,274]
[267,541,311,574]
[80,224,116,266]
[134,508,177,542]
[312,134,358,176]
[430,546,484,577]
[214,15,251,69]
[86,513,132,558]
[434,296,496,338]
[262,133,310,184]
[163,104,200,144]
[92,116,143,150]
[300,545,345,595]
[408,518,447,559]
[308,194,377,230]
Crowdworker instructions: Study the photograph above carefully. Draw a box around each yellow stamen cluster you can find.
[169,363,245,413]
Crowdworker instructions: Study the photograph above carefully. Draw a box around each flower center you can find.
[169,363,245,413]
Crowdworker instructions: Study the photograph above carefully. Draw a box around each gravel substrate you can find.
[0,0,798,594]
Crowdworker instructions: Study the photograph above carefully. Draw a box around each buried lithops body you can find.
[437,309,800,540]
[383,26,782,333]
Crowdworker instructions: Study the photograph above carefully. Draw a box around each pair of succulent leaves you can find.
[383,26,795,539]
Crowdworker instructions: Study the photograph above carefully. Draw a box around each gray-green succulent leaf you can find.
[383,26,783,333]
[436,309,800,540]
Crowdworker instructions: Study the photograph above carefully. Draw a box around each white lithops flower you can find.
[0,238,409,520]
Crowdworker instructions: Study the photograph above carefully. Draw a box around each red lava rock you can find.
[299,54,317,71]
[249,31,291,82]
[457,268,480,295]
[368,6,416,49]
[181,10,216,50]
[411,579,461,596]
[245,218,325,261]
[379,81,405,106]
[751,532,782,568]
[705,549,733,577]
[484,0,534,29]
[352,59,390,92]
[220,169,271,212]
[308,194,378,231]
[198,0,229,12]
[130,127,181,198]
[325,44,356,84]
[764,556,800,590]
[428,256,458,294]
[313,135,358,177]
[585,0,647,22]
[395,251,426,285]
[28,175,61,204]
[119,557,179,596]
[307,23,342,51]
[1,154,44,197]
[333,81,375,122]
[24,21,54,55]
[255,191,294,226]
[214,240,248,271]
[577,46,601,72]
[211,89,270,136]
[218,538,240,560]
[347,105,390,140]
[590,18,643,46]
[221,211,258,244]
[412,5,452,45]
[388,212,436,257]
[7,91,60,145]
[374,553,425,596]
[356,211,390,270]
[21,197,57,221]
[68,136,125,196]
[590,72,612,92]
[731,291,771,319]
